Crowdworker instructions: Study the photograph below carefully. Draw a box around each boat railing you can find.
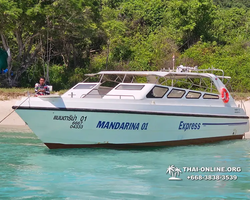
[81,93,136,99]
[191,68,230,82]
[162,66,227,79]
[239,100,247,113]
[104,94,136,99]
[191,68,224,76]
[80,88,136,99]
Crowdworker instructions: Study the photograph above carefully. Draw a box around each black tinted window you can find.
[167,89,185,98]
[146,86,169,98]
[203,94,219,99]
[186,91,201,99]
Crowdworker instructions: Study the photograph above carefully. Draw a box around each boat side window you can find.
[167,89,185,98]
[146,86,169,98]
[115,85,145,90]
[203,94,219,99]
[73,84,96,89]
[186,91,201,99]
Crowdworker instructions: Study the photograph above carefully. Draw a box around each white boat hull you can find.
[15,107,248,149]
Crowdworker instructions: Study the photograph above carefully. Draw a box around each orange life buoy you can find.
[221,88,229,103]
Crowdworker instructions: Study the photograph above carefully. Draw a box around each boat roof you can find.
[85,71,231,79]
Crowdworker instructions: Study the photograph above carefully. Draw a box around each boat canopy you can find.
[85,71,231,80]
[83,67,231,95]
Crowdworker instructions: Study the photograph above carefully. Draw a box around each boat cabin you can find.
[62,82,220,100]
[61,68,231,103]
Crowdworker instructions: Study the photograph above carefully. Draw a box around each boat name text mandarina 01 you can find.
[178,121,201,131]
[96,121,149,130]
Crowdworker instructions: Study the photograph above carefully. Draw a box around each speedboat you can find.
[13,67,249,149]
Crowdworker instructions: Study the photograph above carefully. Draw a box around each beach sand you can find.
[0,98,250,138]
[0,98,32,133]
[237,100,250,138]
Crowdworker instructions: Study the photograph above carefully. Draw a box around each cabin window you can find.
[146,86,169,98]
[186,91,201,99]
[101,81,119,88]
[115,84,145,90]
[167,89,185,98]
[203,94,219,99]
[73,84,96,89]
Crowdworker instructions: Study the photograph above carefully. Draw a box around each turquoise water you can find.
[0,130,250,200]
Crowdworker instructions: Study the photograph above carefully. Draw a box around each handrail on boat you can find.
[81,93,136,99]
[192,68,224,77]
[192,68,229,82]
[240,100,247,113]
[80,88,136,99]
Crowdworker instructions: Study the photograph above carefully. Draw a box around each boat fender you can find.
[221,88,229,103]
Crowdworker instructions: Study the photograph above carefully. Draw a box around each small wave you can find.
[128,165,143,169]
[0,142,44,147]
[0,135,37,139]
[19,143,44,147]
[134,169,151,175]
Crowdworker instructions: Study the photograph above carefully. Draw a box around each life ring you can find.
[221,88,229,103]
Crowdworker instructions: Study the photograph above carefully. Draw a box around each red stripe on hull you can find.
[44,134,244,149]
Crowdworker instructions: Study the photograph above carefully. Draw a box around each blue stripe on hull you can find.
[202,122,247,126]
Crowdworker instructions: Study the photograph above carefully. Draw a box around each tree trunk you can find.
[15,30,23,62]
[106,40,110,70]
[0,33,8,50]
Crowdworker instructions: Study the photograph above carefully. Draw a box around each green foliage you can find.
[19,62,44,88]
[214,0,250,8]
[181,41,250,92]
[1,0,250,92]
[90,53,108,71]
[68,67,87,87]
[211,7,250,44]
[49,65,69,91]
[164,0,215,45]
[120,0,167,33]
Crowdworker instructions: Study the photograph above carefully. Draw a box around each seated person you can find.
[35,77,50,95]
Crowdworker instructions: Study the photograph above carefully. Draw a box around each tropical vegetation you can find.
[0,0,250,92]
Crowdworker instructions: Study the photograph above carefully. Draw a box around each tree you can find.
[214,0,250,8]
[0,0,104,87]
[0,0,48,86]
[210,7,250,44]
[164,0,215,49]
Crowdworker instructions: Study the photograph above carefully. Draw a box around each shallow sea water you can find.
[0,130,250,200]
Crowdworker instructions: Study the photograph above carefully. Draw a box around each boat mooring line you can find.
[0,96,30,124]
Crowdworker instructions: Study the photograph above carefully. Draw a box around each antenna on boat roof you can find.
[172,54,175,70]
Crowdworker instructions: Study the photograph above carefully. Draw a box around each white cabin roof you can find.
[85,71,231,79]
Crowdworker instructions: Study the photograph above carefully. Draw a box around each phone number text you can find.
[187,175,238,181]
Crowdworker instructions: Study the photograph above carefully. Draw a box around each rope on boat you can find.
[0,95,30,124]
